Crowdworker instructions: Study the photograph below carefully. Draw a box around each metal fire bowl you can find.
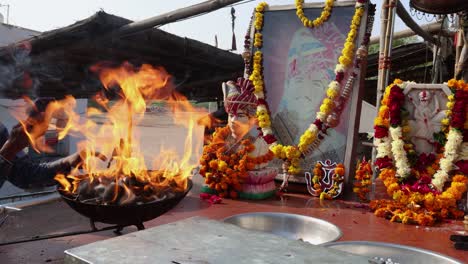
[223,212,342,245]
[59,179,192,227]
[323,241,464,264]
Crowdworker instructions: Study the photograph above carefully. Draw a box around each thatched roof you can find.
[0,11,244,101]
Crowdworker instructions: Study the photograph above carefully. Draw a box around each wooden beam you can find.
[369,21,445,45]
[115,0,246,38]
[395,1,439,45]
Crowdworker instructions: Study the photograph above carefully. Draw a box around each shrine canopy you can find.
[0,11,244,102]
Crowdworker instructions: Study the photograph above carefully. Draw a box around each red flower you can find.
[451,90,467,129]
[375,156,392,169]
[455,160,468,175]
[335,72,344,83]
[374,126,388,138]
[313,119,323,130]
[388,85,404,126]
[415,153,435,171]
[263,134,277,144]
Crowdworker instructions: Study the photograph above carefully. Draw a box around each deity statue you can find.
[408,90,446,154]
[199,78,277,199]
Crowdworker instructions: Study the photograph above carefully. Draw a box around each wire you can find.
[228,0,255,7]
[423,41,429,83]
[157,0,256,28]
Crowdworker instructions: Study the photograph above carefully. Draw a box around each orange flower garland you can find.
[371,170,467,225]
[371,78,468,226]
[353,158,372,202]
[199,126,275,198]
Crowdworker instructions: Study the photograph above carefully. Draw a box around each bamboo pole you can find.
[381,0,398,90]
[375,0,390,101]
[395,1,439,46]
[369,21,445,45]
[115,0,246,38]
[372,0,398,198]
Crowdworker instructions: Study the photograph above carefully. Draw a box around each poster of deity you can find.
[260,2,365,171]
[403,83,451,154]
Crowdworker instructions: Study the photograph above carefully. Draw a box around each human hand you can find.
[0,115,48,161]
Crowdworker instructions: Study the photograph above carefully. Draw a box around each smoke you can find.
[0,43,36,98]
[0,42,65,99]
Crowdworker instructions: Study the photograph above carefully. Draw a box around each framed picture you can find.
[254,1,369,187]
[402,83,451,154]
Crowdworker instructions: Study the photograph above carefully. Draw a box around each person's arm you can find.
[7,156,72,189]
[0,120,67,189]
[0,153,13,189]
[0,123,15,189]
[7,150,106,189]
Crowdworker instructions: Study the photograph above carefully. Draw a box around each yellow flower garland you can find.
[250,1,366,174]
[295,0,334,28]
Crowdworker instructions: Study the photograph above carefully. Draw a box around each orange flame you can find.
[15,63,207,204]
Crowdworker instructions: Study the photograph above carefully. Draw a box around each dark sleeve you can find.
[0,155,13,189]
[0,123,11,189]
[7,157,71,189]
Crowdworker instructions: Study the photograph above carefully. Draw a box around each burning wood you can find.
[57,171,184,206]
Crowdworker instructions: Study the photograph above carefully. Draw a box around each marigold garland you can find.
[370,170,467,225]
[353,158,372,202]
[295,0,334,29]
[372,78,468,225]
[375,79,467,189]
[250,1,373,174]
[199,126,275,199]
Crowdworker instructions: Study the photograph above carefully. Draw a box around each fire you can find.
[16,62,207,205]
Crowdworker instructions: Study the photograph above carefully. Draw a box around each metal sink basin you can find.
[223,212,342,245]
[323,241,463,264]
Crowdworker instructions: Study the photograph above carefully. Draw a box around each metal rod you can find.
[0,189,57,202]
[0,193,60,210]
[0,225,121,247]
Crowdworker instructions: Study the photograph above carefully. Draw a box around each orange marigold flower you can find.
[335,167,345,176]
[452,175,468,183]
[209,160,218,170]
[447,79,457,88]
[387,182,400,195]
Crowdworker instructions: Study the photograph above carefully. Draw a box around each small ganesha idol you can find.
[304,160,345,199]
[199,78,278,199]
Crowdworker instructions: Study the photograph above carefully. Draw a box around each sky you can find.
[0,0,427,52]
